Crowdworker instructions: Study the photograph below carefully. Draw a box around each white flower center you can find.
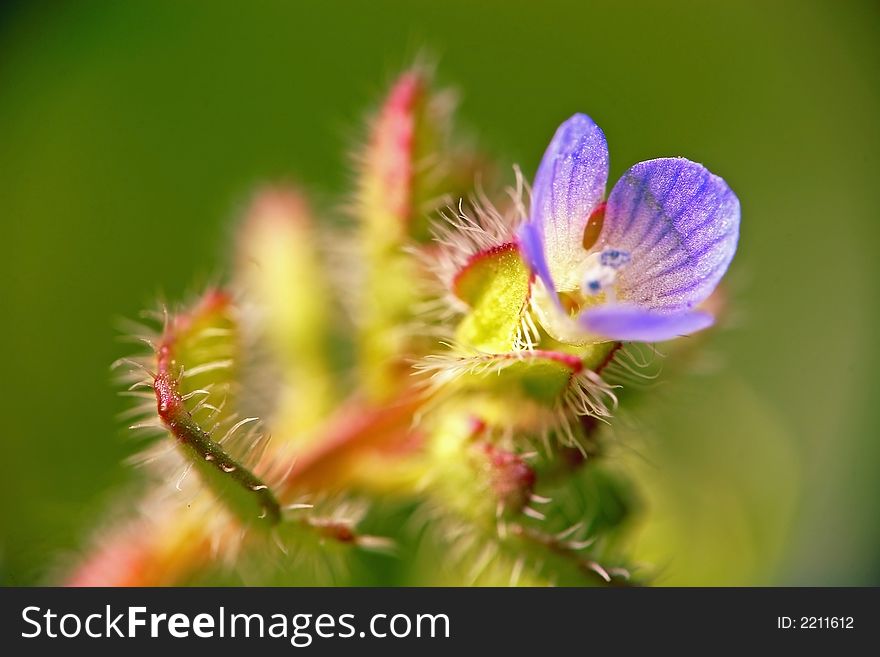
[580,248,631,299]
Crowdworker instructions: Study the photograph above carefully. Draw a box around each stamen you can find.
[581,248,630,298]
[599,249,630,269]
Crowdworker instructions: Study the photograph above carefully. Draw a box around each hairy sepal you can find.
[355,66,485,398]
[153,291,281,527]
[235,186,335,436]
[453,242,531,353]
[417,409,634,586]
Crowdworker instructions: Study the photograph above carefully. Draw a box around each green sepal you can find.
[154,292,281,528]
[447,343,619,409]
[454,243,531,353]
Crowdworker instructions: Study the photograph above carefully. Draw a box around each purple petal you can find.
[528,113,609,290]
[579,304,714,342]
[516,220,558,303]
[601,158,739,313]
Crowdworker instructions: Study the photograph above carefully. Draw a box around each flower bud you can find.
[236,186,334,435]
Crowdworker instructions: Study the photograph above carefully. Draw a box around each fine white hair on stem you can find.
[413,343,619,451]
[601,342,664,389]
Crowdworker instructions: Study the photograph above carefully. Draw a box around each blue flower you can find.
[517,114,740,343]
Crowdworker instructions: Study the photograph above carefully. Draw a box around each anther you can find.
[581,248,630,298]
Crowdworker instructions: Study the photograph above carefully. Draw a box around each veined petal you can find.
[529,113,609,291]
[602,158,739,313]
[580,304,714,341]
[516,221,557,304]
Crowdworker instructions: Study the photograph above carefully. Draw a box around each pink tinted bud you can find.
[482,443,536,514]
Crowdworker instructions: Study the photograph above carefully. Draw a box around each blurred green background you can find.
[1,0,878,586]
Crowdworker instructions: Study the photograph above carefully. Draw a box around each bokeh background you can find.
[1,0,878,586]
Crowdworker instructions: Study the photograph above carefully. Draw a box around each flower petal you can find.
[579,304,714,341]
[529,113,609,290]
[516,220,557,303]
[602,158,739,313]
